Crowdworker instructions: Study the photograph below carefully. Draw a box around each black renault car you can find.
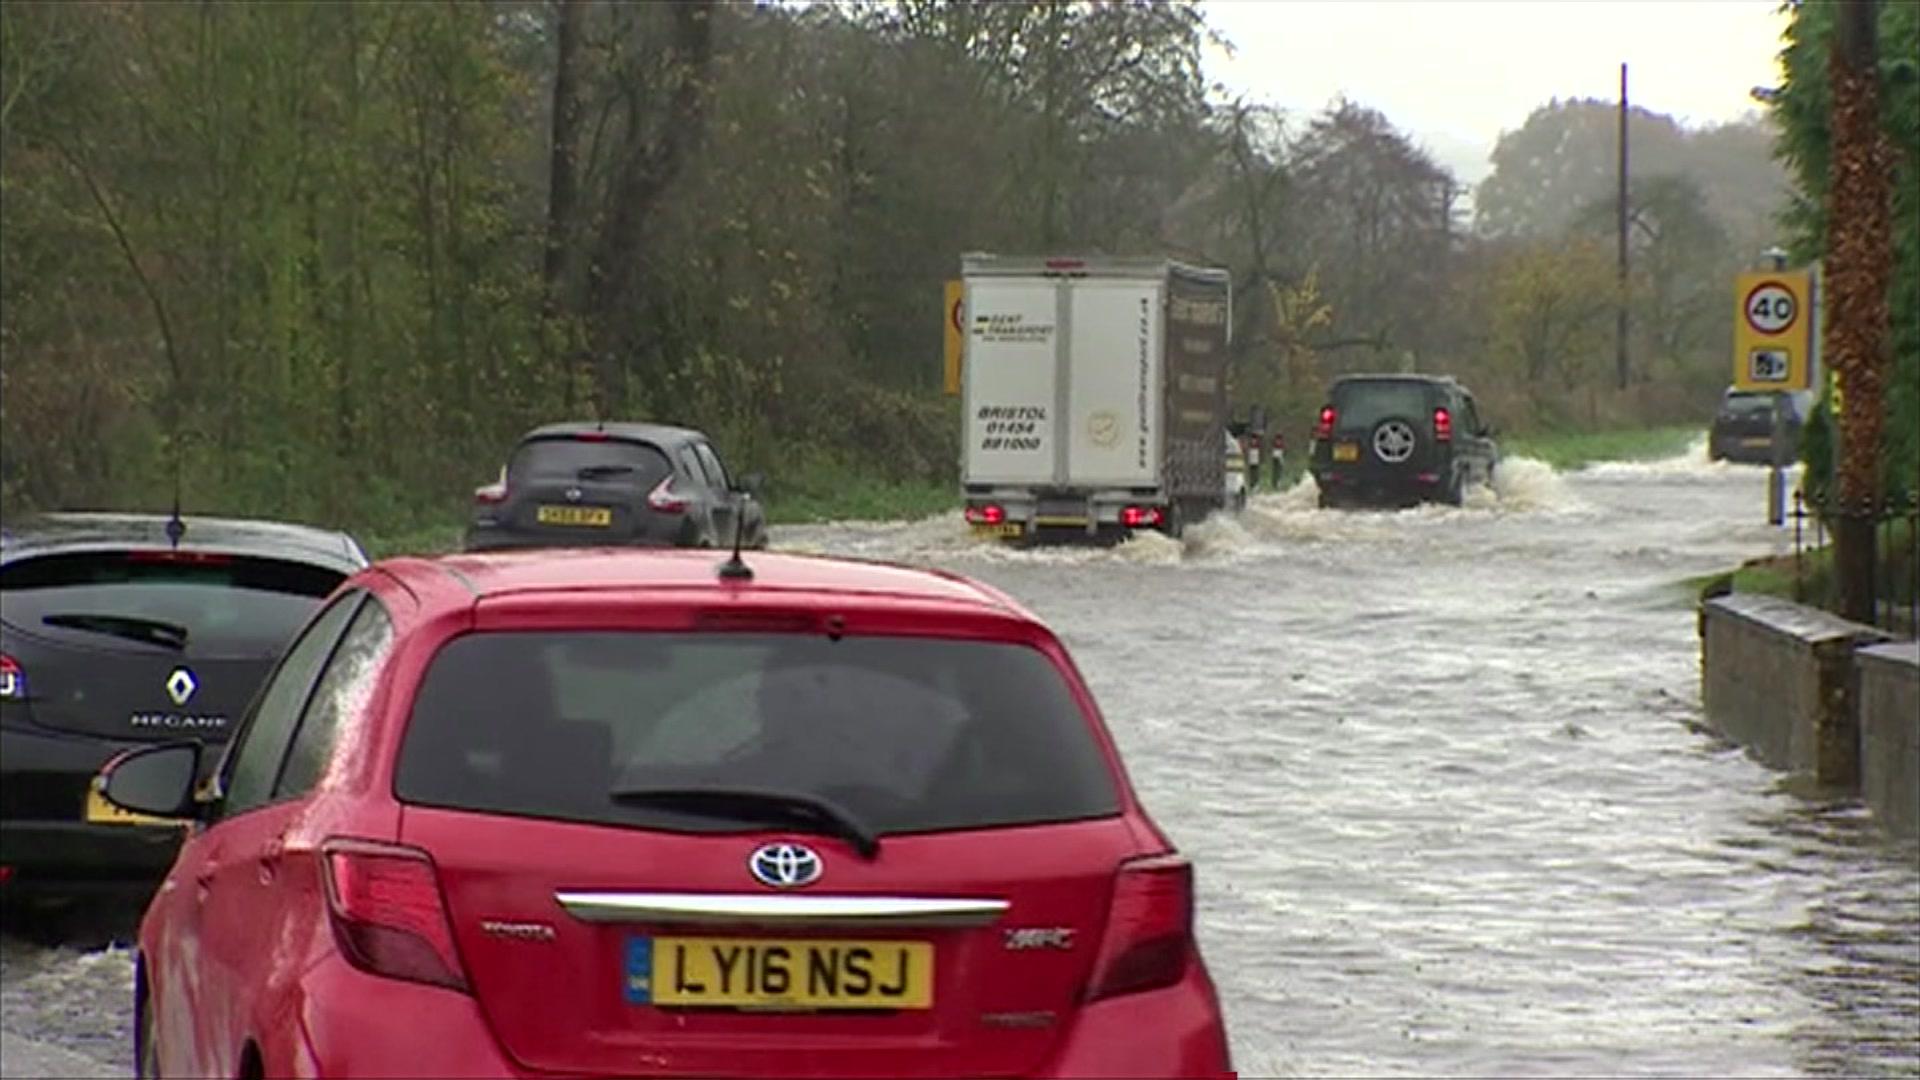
[1310,374,1499,508]
[0,513,365,905]
[463,421,768,552]
[1708,387,1812,464]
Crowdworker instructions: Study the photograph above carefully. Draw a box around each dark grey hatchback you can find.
[464,422,768,552]
[1310,374,1499,508]
[0,513,365,902]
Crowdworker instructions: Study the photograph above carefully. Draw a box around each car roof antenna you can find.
[717,489,753,582]
[164,445,186,549]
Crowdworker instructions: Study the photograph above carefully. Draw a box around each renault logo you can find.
[748,843,823,889]
[165,667,197,707]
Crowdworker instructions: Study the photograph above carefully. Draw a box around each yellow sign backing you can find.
[943,280,964,396]
[1732,269,1813,391]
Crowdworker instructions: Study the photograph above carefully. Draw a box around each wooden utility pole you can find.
[1615,62,1630,390]
[1826,0,1892,625]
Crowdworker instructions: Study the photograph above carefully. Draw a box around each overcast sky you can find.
[1200,0,1792,186]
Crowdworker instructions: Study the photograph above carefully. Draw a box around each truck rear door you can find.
[1065,279,1163,489]
[963,277,1058,487]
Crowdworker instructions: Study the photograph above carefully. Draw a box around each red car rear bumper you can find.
[279,953,1231,1079]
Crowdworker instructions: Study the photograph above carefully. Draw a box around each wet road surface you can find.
[5,446,1916,1077]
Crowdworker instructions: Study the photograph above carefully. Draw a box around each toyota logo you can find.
[748,843,823,889]
[1372,419,1417,464]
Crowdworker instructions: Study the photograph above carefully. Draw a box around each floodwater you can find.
[5,444,1917,1077]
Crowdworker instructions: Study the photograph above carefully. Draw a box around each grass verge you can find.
[1502,425,1701,471]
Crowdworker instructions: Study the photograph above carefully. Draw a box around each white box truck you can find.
[959,254,1234,542]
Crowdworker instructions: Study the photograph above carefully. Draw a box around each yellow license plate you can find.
[1740,437,1770,447]
[1332,443,1359,462]
[971,523,1023,539]
[537,505,612,527]
[636,936,933,1010]
[83,785,180,827]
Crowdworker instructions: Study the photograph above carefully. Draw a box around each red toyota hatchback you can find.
[100,547,1232,1078]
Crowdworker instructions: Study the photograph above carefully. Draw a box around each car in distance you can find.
[1309,374,1498,508]
[1708,387,1811,464]
[105,547,1232,1079]
[0,512,365,906]
[464,422,768,552]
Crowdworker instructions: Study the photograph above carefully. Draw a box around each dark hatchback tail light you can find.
[322,840,469,993]
[647,475,688,514]
[1314,406,1336,441]
[1084,854,1193,1002]
[1433,407,1453,442]
[0,653,23,699]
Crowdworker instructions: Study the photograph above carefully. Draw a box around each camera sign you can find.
[1747,348,1790,383]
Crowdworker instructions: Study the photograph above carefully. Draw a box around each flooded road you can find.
[5,445,1916,1077]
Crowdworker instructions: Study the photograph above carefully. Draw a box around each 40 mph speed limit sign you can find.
[1732,269,1814,391]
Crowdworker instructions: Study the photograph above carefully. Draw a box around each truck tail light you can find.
[964,504,1006,526]
[1119,505,1165,529]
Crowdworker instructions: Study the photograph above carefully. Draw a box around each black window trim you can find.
[208,590,369,823]
[693,441,730,491]
[270,592,394,802]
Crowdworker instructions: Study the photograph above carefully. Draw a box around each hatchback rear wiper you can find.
[576,464,635,479]
[42,612,189,650]
[608,785,880,860]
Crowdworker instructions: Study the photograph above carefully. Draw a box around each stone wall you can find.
[1857,640,1920,836]
[1700,594,1890,786]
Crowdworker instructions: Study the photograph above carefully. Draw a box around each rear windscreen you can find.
[395,632,1123,835]
[1723,394,1774,416]
[508,438,672,485]
[1334,382,1435,429]
[0,552,343,655]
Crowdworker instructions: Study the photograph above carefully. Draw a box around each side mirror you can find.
[101,741,203,820]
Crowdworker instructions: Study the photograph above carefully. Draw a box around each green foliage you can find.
[1773,0,1920,501]
[0,0,1828,536]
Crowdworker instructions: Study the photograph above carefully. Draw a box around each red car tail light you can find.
[964,504,1006,526]
[647,475,688,514]
[1085,855,1193,1002]
[1314,406,1336,440]
[1433,407,1453,442]
[473,482,508,505]
[322,840,469,993]
[0,653,22,699]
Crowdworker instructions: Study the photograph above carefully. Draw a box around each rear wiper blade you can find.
[42,612,189,650]
[608,785,880,860]
[576,464,635,479]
